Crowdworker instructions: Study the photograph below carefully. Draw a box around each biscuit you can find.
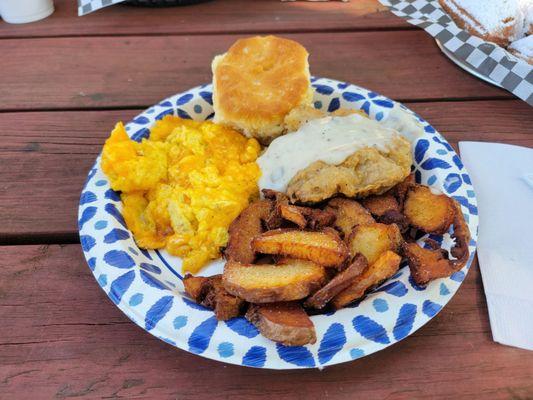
[212,35,313,144]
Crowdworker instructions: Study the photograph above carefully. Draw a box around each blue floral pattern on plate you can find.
[78,78,478,369]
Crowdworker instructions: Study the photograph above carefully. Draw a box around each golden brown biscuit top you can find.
[213,36,311,125]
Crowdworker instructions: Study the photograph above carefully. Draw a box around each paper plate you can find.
[78,78,478,369]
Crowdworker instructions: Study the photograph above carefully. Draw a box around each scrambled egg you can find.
[101,116,261,273]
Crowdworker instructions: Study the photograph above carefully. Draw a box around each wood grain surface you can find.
[1,244,532,399]
[1,100,531,241]
[0,0,401,39]
[0,31,512,112]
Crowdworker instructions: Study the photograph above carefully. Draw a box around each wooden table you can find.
[1,0,532,398]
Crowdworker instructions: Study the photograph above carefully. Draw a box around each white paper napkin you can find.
[459,141,533,351]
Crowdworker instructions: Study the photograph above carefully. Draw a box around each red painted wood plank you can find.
[0,100,531,241]
[0,244,532,398]
[0,0,407,39]
[0,31,512,112]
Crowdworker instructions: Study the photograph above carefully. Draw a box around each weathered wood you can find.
[0,244,532,399]
[0,0,405,39]
[0,31,512,112]
[0,100,531,241]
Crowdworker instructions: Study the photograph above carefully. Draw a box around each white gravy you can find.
[258,113,405,193]
[380,103,426,143]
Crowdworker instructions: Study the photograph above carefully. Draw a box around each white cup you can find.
[0,0,54,24]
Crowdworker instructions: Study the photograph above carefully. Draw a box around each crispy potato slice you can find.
[303,208,336,230]
[279,204,336,230]
[261,189,288,229]
[361,194,409,231]
[225,200,273,264]
[404,185,455,234]
[331,251,401,309]
[361,194,400,216]
[252,229,349,268]
[403,200,471,285]
[304,254,368,309]
[222,259,326,303]
[279,204,307,228]
[183,275,211,302]
[325,198,375,238]
[183,274,245,320]
[402,242,458,285]
[347,223,403,265]
[377,210,409,232]
[450,200,471,262]
[388,173,415,209]
[203,276,246,321]
[246,302,316,346]
[263,189,335,230]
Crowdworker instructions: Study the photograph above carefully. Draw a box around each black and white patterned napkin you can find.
[78,0,124,15]
[378,0,533,105]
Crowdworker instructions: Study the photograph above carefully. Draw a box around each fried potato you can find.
[222,259,326,303]
[450,200,471,262]
[262,188,290,203]
[361,194,409,231]
[279,204,335,230]
[261,189,288,229]
[302,207,336,230]
[246,302,316,346]
[304,254,368,309]
[347,223,403,265]
[361,194,400,217]
[224,200,273,264]
[388,173,415,209]
[263,189,335,230]
[183,275,211,302]
[331,251,401,309]
[252,229,349,268]
[403,200,471,285]
[279,204,308,228]
[403,185,455,234]
[377,210,409,232]
[325,198,375,238]
[402,242,459,285]
[183,274,245,320]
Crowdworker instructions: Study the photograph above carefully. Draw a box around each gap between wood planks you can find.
[0,97,517,115]
[0,26,418,42]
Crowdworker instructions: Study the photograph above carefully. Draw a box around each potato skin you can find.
[304,253,368,309]
[183,274,244,321]
[403,185,455,235]
[222,260,326,303]
[331,251,401,309]
[246,302,316,346]
[402,242,455,285]
[224,200,273,264]
[183,275,211,302]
